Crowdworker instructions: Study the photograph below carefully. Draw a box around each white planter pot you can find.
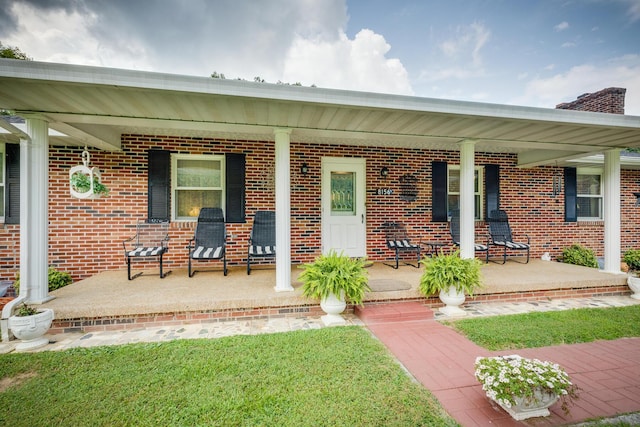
[8,308,54,351]
[627,274,640,300]
[494,387,559,421]
[438,286,467,316]
[320,291,347,326]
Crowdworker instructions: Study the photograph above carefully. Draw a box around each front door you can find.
[321,157,366,257]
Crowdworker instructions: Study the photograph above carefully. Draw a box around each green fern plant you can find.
[70,172,109,196]
[299,250,371,306]
[419,250,483,297]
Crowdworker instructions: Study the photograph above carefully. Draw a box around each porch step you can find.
[355,301,433,324]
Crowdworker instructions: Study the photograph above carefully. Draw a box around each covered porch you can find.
[40,259,629,334]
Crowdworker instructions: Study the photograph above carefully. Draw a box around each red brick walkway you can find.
[357,302,640,426]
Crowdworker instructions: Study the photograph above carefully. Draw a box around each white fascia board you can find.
[2,59,640,130]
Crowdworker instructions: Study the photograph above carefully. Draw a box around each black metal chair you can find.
[123,221,170,280]
[188,208,227,276]
[449,210,489,263]
[247,211,276,275]
[487,209,530,264]
[383,221,421,269]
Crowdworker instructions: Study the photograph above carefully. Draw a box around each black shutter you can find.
[147,150,170,223]
[225,153,246,223]
[564,167,577,222]
[484,164,500,219]
[5,144,20,224]
[432,161,447,222]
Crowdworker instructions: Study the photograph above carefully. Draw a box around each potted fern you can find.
[419,250,482,316]
[298,250,370,326]
[70,171,109,199]
[623,249,640,299]
[8,303,54,351]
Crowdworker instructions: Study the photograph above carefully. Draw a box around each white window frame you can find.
[0,143,5,223]
[447,165,484,220]
[576,167,603,221]
[171,153,225,221]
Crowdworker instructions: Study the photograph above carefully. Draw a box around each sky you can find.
[1,0,639,115]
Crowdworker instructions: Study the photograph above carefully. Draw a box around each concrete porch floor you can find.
[40,258,628,321]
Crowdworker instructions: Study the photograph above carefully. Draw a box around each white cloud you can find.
[515,55,640,115]
[561,42,576,48]
[283,29,413,95]
[439,22,490,67]
[554,21,570,32]
[627,0,640,22]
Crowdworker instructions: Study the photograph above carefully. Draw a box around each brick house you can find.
[1,60,640,304]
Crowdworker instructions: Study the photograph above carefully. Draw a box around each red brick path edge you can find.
[356,302,640,427]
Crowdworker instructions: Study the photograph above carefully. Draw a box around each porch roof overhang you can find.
[1,58,640,168]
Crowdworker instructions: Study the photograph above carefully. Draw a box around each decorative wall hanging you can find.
[69,147,109,199]
[399,174,418,202]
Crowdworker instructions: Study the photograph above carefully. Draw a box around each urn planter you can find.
[320,291,347,326]
[8,308,54,351]
[627,274,640,300]
[438,286,467,316]
[493,388,559,421]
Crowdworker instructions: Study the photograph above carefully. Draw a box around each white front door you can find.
[321,157,366,257]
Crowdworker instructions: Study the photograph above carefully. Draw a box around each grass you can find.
[0,326,458,427]
[446,305,640,350]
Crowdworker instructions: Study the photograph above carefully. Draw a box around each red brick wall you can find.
[2,135,640,282]
[556,87,626,114]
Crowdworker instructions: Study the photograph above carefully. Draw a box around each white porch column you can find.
[603,149,621,273]
[22,117,53,303]
[459,140,476,259]
[274,128,294,292]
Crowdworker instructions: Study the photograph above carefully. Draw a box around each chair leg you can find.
[127,257,132,280]
[394,250,399,269]
[223,254,228,276]
[247,253,251,275]
[526,248,530,264]
[159,254,164,279]
[188,257,194,278]
[502,247,507,264]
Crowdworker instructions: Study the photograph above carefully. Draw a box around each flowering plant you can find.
[475,355,579,414]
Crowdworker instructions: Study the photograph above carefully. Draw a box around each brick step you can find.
[355,301,433,323]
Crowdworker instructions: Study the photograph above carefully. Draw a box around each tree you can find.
[0,42,31,60]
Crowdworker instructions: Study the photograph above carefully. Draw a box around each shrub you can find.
[561,244,598,268]
[623,249,640,272]
[13,267,73,294]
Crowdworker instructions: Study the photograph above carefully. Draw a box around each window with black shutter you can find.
[432,161,448,222]
[564,167,577,222]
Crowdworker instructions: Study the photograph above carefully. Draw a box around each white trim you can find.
[447,164,484,220]
[576,167,603,221]
[274,129,293,292]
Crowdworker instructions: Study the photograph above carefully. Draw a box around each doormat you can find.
[368,279,412,292]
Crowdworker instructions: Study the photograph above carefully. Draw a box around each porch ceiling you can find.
[1,59,640,168]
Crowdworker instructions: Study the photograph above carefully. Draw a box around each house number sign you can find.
[376,188,394,195]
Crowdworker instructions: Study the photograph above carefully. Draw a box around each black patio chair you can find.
[487,209,530,264]
[188,207,227,277]
[123,220,170,280]
[383,221,421,269]
[449,210,489,263]
[247,211,276,275]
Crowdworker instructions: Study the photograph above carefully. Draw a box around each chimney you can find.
[556,87,626,114]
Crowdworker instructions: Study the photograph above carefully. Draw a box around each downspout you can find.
[0,118,30,342]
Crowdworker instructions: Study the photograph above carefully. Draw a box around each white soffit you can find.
[1,59,639,165]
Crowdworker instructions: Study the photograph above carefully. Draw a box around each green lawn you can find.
[447,305,640,350]
[0,326,458,427]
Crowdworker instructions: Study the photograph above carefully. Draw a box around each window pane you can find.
[0,188,3,214]
[331,172,355,215]
[176,190,222,218]
[177,159,221,188]
[448,169,460,193]
[447,195,459,216]
[577,174,600,196]
[577,196,602,218]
